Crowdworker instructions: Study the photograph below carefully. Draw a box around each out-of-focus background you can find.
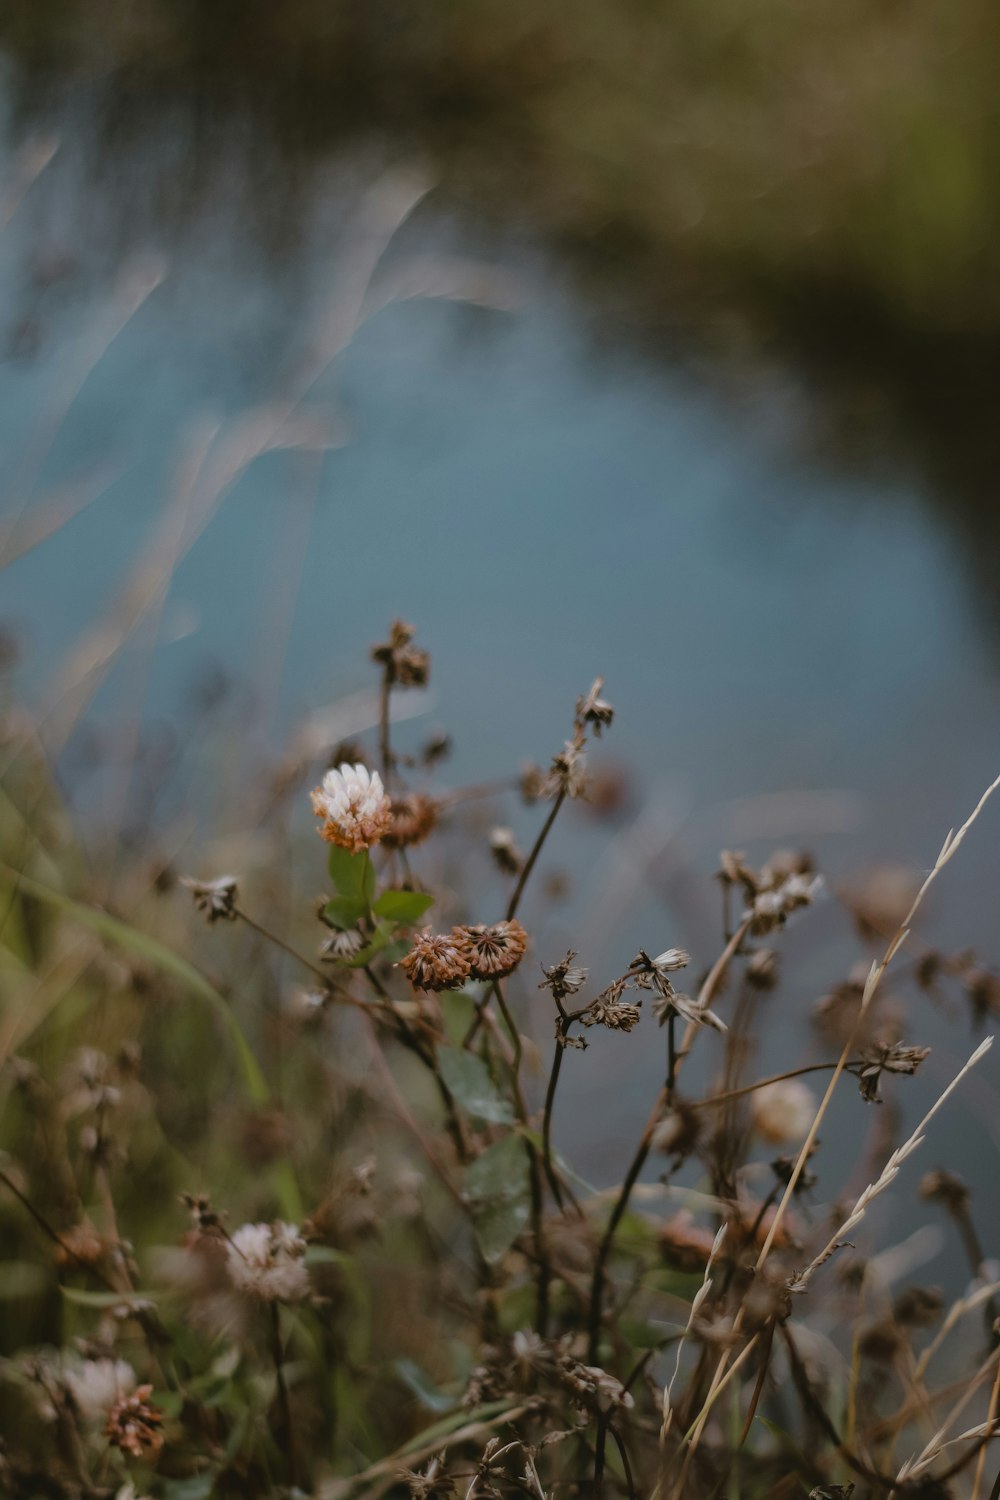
[3,1,1000,1255]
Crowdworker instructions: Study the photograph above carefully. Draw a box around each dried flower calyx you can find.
[575,677,614,737]
[856,1041,931,1103]
[311,762,393,852]
[180,874,239,923]
[580,978,641,1032]
[539,951,588,1004]
[104,1384,165,1458]
[371,619,430,688]
[630,948,728,1033]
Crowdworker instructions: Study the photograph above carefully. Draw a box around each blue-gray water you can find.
[3,68,1000,1285]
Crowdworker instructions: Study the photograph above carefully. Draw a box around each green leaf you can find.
[327,847,375,906]
[0,866,303,1225]
[393,1358,455,1414]
[438,1047,514,1125]
[373,889,435,924]
[440,991,477,1047]
[60,1285,159,1310]
[464,1134,531,1262]
[0,865,268,1108]
[323,894,367,930]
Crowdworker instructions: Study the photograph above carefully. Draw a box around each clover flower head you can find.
[226,1221,310,1302]
[64,1357,137,1424]
[310,762,393,852]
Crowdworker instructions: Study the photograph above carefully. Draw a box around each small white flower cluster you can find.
[226,1221,310,1303]
[310,762,393,852]
[63,1356,136,1423]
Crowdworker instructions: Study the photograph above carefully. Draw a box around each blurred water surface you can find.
[2,60,1000,1275]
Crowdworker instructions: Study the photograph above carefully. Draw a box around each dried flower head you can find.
[575,677,615,737]
[400,931,473,992]
[455,920,529,980]
[310,762,393,852]
[856,1041,932,1103]
[382,794,437,850]
[580,978,641,1032]
[225,1221,310,1302]
[104,1384,165,1458]
[544,739,589,800]
[751,1079,817,1145]
[919,1168,971,1216]
[180,874,239,923]
[639,951,727,1033]
[539,951,588,1004]
[490,826,523,876]
[371,619,430,688]
[319,927,364,963]
[746,947,779,990]
[650,1101,703,1162]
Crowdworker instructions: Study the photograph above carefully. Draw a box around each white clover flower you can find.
[63,1357,136,1423]
[226,1221,310,1303]
[751,1079,817,1145]
[310,762,393,853]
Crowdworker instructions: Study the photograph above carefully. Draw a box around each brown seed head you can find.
[400,931,473,992]
[454,919,528,980]
[382,794,437,849]
[104,1384,165,1458]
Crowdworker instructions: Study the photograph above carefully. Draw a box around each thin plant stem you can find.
[270,1302,299,1491]
[506,788,566,922]
[235,906,333,990]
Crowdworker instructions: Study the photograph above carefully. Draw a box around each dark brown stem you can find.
[609,1423,637,1500]
[270,1302,299,1490]
[541,1029,568,1210]
[587,1088,664,1364]
[506,788,566,921]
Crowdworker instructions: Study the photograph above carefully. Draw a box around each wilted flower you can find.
[856,1041,931,1103]
[747,871,823,936]
[53,1220,110,1270]
[310,762,393,852]
[746,948,779,990]
[558,1356,634,1416]
[650,986,728,1033]
[180,874,239,923]
[104,1384,165,1458]
[919,1168,971,1215]
[575,677,614,737]
[319,927,364,963]
[490,826,523,876]
[455,919,529,980]
[580,979,641,1032]
[751,1080,817,1144]
[64,1357,136,1423]
[545,739,589,799]
[382,794,437,850]
[649,948,691,975]
[226,1221,310,1302]
[371,619,430,688]
[400,931,473,992]
[539,950,588,1003]
[650,1102,703,1162]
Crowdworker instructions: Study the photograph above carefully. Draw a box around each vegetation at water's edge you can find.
[2,624,1000,1498]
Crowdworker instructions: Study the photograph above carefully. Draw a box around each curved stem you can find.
[507,789,566,921]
